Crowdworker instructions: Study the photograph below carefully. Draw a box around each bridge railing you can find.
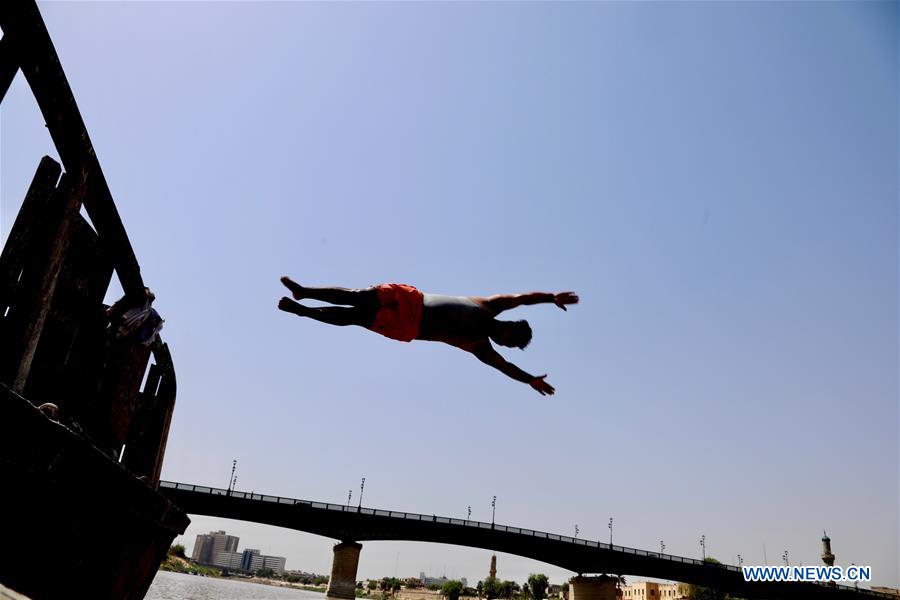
[159,481,891,598]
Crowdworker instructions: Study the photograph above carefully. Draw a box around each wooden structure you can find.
[0,2,188,598]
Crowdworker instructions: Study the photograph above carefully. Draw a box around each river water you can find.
[147,571,327,600]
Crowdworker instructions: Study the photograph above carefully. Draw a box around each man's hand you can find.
[554,291,579,311]
[530,375,555,396]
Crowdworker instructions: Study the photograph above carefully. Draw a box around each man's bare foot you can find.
[280,276,305,300]
[278,296,302,313]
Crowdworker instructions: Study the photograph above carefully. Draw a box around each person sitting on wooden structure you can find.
[277,277,578,395]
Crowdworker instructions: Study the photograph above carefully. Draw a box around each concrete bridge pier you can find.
[568,576,617,600]
[325,541,363,600]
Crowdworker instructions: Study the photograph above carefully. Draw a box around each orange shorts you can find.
[370,284,424,342]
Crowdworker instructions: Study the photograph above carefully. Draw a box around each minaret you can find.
[821,531,835,567]
[489,555,497,580]
[821,531,835,588]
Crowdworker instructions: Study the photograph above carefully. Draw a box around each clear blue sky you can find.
[2,0,897,590]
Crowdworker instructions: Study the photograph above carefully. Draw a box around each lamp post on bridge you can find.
[227,459,236,496]
[700,535,706,560]
[574,525,579,539]
[467,506,471,523]
[738,555,743,568]
[359,477,365,510]
[491,496,496,527]
[348,489,353,505]
[782,550,789,566]
[660,540,665,555]
[608,518,613,547]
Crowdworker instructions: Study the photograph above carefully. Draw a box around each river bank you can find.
[159,554,223,577]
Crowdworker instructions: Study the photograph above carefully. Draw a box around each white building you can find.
[214,551,243,570]
[212,547,287,575]
[621,582,689,599]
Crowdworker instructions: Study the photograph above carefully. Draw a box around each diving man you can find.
[278,277,577,395]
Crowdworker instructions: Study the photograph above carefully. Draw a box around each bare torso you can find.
[417,294,492,347]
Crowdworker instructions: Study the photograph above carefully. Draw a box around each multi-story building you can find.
[191,536,211,563]
[214,551,244,570]
[258,554,287,575]
[241,549,261,571]
[212,546,286,575]
[621,582,689,599]
[191,530,239,565]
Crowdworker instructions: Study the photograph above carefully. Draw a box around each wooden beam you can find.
[0,155,61,310]
[0,33,20,103]
[0,1,145,298]
[149,343,177,487]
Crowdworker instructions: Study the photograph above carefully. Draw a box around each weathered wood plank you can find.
[123,343,177,486]
[23,214,114,413]
[10,168,87,395]
[149,343,177,486]
[0,156,61,313]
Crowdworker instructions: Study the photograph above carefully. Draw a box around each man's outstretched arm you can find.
[472,344,555,396]
[482,291,578,315]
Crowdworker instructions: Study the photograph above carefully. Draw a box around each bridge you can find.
[160,481,883,600]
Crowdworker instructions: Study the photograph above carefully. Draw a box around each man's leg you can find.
[281,276,376,307]
[278,297,372,327]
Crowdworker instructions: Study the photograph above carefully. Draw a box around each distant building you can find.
[191,536,210,563]
[420,573,448,587]
[241,549,261,571]
[191,530,239,565]
[213,547,286,575]
[419,572,467,588]
[621,582,689,599]
[214,551,244,570]
[259,554,287,575]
